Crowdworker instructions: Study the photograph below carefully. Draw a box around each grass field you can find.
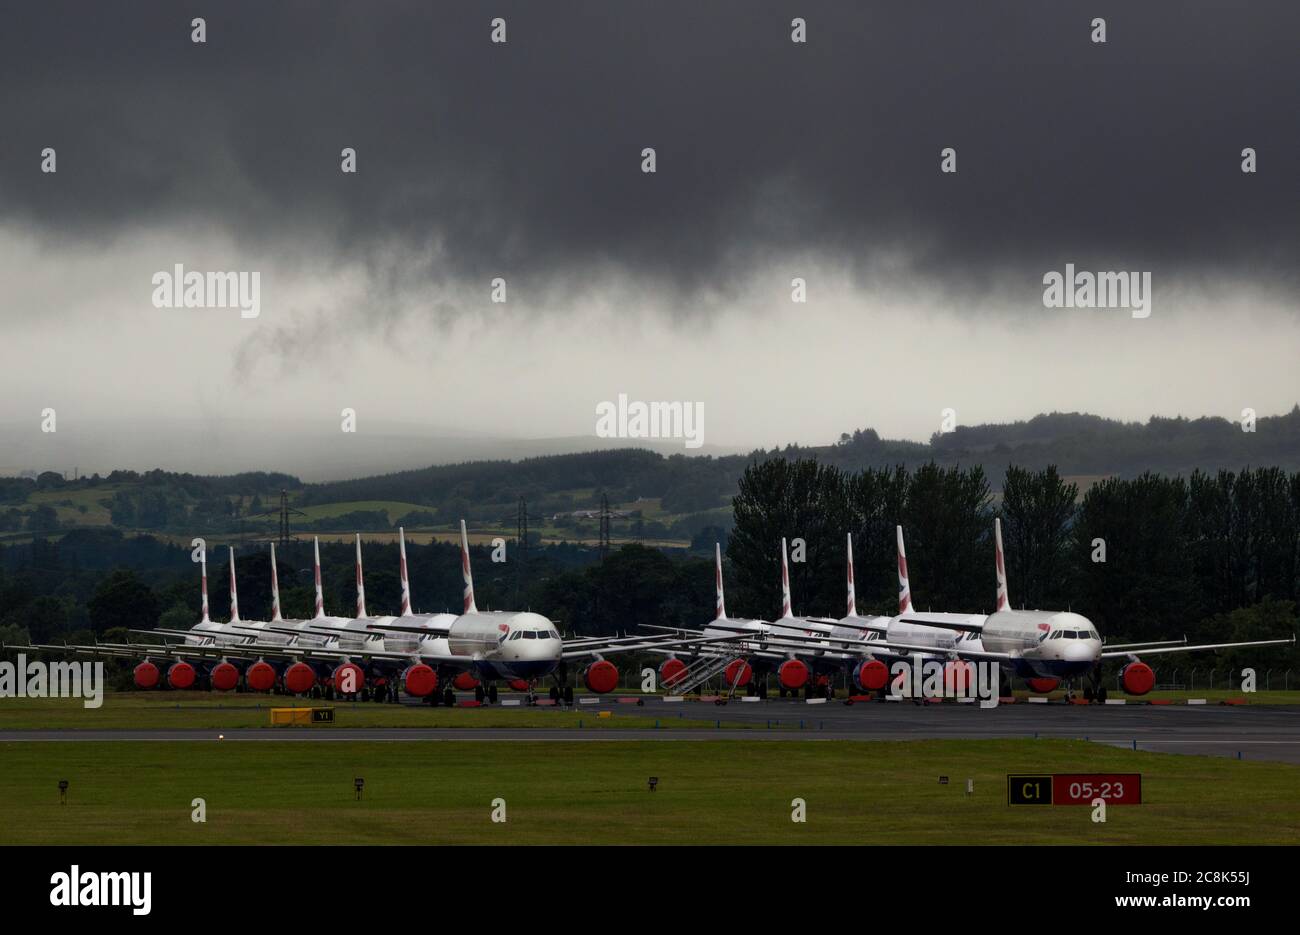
[1,739,1296,844]
[0,693,747,730]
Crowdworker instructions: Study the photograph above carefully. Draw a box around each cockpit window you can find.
[535,630,552,639]
[522,631,536,639]
[510,631,523,640]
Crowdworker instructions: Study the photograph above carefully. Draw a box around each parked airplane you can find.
[849,517,1295,699]
[648,535,900,699]
[706,529,984,698]
[30,524,733,705]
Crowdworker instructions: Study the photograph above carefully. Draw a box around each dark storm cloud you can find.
[2,0,1297,304]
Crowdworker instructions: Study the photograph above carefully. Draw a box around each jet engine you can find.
[1121,662,1155,696]
[166,661,196,690]
[133,661,160,689]
[778,659,809,690]
[582,660,619,693]
[209,661,239,692]
[723,659,752,687]
[402,663,438,698]
[283,661,317,695]
[852,658,889,692]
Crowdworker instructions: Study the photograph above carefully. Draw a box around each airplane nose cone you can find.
[1064,640,1096,663]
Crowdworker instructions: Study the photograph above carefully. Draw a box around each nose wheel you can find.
[1084,664,1106,703]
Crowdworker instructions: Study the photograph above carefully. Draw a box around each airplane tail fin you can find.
[714,542,727,620]
[199,547,211,623]
[846,532,858,618]
[312,537,325,620]
[398,526,413,616]
[779,537,793,619]
[896,526,913,614]
[269,541,282,622]
[994,517,1010,611]
[460,520,478,613]
[354,533,368,618]
[228,546,240,622]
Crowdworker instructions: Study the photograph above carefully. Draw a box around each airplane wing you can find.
[364,622,454,636]
[1102,638,1187,651]
[897,617,985,634]
[724,633,1016,663]
[561,633,747,661]
[1101,636,1294,659]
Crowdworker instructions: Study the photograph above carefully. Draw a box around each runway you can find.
[3,700,1298,762]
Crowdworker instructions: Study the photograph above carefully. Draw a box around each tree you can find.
[998,465,1078,609]
[901,462,992,611]
[27,504,59,532]
[87,569,161,634]
[728,458,849,619]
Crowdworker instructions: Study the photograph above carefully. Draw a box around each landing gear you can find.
[474,684,485,703]
[758,681,768,700]
[443,687,455,707]
[551,662,571,705]
[1086,664,1106,704]
[487,684,498,704]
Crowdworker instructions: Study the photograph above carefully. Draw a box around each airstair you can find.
[664,653,733,695]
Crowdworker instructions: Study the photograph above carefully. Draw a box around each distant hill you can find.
[1,406,1296,544]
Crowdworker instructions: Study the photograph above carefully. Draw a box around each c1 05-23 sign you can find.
[1008,774,1141,806]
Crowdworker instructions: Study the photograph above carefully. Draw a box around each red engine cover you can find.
[209,661,239,692]
[944,660,974,693]
[166,661,196,690]
[659,657,687,688]
[452,671,480,691]
[724,659,752,687]
[246,661,277,693]
[1026,677,1060,694]
[583,660,619,694]
[283,662,317,695]
[508,678,530,692]
[778,659,809,690]
[133,661,160,689]
[403,664,438,698]
[1121,662,1155,696]
[853,659,889,692]
[333,662,366,694]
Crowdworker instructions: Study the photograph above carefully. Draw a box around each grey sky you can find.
[1,2,1296,477]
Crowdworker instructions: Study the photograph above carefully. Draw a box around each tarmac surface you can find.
[3,697,1298,762]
